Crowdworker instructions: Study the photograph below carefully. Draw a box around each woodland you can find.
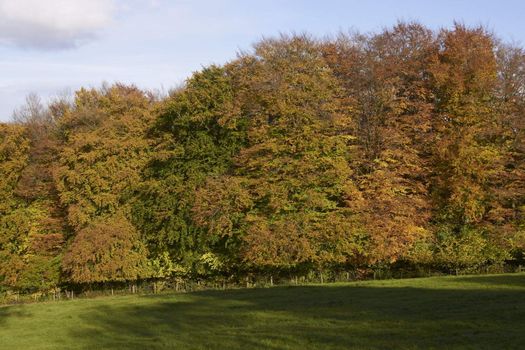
[1,22,524,294]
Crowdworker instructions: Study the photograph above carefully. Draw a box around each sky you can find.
[1,0,524,120]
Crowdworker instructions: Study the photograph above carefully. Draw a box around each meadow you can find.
[0,273,524,349]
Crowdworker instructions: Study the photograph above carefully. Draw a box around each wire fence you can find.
[1,264,522,306]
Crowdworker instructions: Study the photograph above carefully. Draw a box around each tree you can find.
[430,24,508,267]
[193,35,365,273]
[132,65,247,277]
[323,23,436,264]
[492,43,525,260]
[3,24,525,291]
[55,84,154,230]
[54,85,155,285]
[62,215,150,283]
[0,123,40,291]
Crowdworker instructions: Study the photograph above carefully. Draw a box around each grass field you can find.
[0,274,524,350]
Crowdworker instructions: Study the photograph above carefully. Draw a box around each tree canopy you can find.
[1,23,524,291]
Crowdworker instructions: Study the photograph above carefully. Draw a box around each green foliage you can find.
[132,66,247,276]
[434,226,509,272]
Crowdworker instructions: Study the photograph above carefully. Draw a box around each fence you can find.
[1,264,523,306]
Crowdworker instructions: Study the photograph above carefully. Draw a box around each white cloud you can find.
[0,0,115,49]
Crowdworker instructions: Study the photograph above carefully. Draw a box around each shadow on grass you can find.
[0,305,30,326]
[68,275,525,350]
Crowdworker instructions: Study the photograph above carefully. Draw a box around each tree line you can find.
[1,22,524,293]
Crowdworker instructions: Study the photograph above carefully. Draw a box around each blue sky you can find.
[1,0,524,120]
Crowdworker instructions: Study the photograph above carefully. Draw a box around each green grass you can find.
[1,274,524,349]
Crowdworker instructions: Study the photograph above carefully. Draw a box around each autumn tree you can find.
[193,35,365,274]
[0,123,31,291]
[492,43,525,260]
[323,23,437,265]
[3,23,525,291]
[430,24,509,270]
[62,215,150,284]
[0,120,62,292]
[55,84,154,228]
[56,84,155,283]
[11,94,69,291]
